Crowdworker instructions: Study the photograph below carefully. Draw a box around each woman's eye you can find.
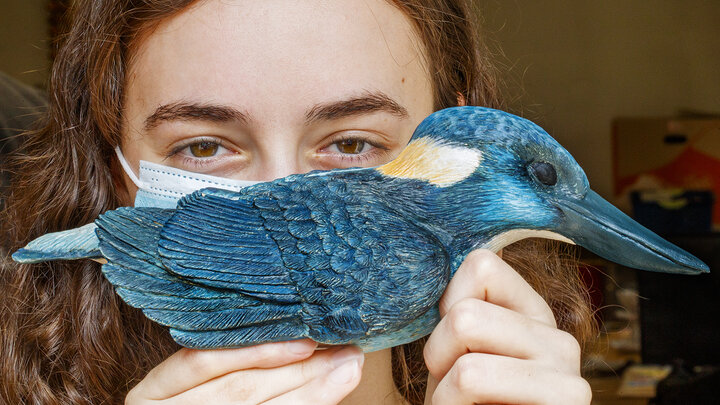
[336,139,365,154]
[331,139,369,154]
[189,141,220,157]
[166,139,233,164]
[318,133,393,168]
[164,138,245,174]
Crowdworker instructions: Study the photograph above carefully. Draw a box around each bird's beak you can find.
[556,190,709,274]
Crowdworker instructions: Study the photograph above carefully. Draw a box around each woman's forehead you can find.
[125,0,432,122]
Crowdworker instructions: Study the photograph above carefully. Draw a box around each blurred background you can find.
[0,0,53,87]
[1,1,719,403]
[477,3,720,404]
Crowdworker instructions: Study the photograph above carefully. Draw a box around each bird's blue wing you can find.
[96,207,307,348]
[157,171,450,346]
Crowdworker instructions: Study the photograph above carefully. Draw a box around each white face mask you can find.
[115,147,261,208]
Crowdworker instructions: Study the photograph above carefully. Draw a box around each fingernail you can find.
[329,358,359,384]
[286,339,316,355]
[331,347,362,368]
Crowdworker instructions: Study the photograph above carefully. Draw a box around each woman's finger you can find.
[128,339,317,400]
[424,298,582,380]
[259,349,364,405]
[430,353,592,405]
[172,346,364,404]
[439,249,556,327]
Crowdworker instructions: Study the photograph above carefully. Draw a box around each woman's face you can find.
[120,0,434,202]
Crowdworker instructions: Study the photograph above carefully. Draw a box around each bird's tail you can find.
[12,223,101,263]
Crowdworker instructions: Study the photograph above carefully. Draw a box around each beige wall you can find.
[0,0,50,87]
[478,1,720,198]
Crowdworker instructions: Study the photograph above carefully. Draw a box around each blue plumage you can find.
[95,172,449,349]
[13,106,709,351]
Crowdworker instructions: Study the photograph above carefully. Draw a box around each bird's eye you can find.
[529,162,557,186]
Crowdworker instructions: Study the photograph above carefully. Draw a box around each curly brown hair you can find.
[0,1,595,403]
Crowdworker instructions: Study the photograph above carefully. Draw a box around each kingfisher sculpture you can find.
[13,106,709,352]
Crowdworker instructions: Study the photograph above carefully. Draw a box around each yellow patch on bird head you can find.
[377,138,482,186]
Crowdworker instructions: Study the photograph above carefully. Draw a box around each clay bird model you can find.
[13,106,708,352]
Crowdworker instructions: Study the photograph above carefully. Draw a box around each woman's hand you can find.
[423,249,591,405]
[125,340,364,404]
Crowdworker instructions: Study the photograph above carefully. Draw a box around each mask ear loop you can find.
[114,146,144,189]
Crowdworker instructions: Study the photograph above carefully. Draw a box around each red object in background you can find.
[612,118,720,228]
[617,147,720,226]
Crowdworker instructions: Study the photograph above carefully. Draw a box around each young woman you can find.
[1,0,595,404]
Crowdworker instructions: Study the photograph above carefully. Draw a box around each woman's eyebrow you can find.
[144,102,249,130]
[304,91,409,124]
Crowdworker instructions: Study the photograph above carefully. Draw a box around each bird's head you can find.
[379,106,708,275]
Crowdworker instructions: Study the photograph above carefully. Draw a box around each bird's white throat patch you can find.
[377,138,482,186]
[482,229,575,253]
